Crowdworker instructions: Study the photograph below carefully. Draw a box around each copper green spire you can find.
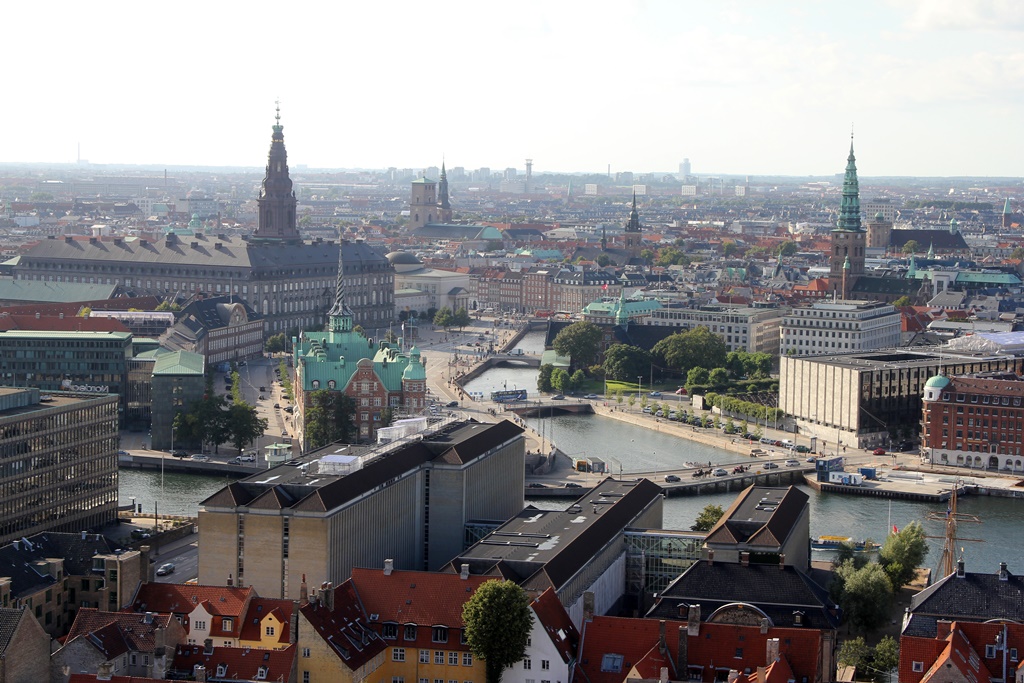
[836,135,863,232]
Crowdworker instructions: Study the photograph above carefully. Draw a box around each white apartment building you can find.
[779,299,901,357]
[646,305,785,354]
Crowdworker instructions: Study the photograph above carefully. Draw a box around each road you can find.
[155,541,199,583]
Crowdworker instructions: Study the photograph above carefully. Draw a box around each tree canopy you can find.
[462,580,533,683]
[901,240,919,254]
[552,321,602,370]
[304,389,356,450]
[879,521,928,590]
[691,504,724,532]
[434,306,455,329]
[653,327,727,377]
[602,344,652,382]
[833,560,893,634]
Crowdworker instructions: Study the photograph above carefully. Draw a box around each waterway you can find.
[119,469,234,517]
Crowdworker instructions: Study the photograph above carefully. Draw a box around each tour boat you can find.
[811,535,881,552]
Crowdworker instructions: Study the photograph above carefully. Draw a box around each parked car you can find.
[806,456,818,463]
[273,403,281,409]
[239,453,256,462]
[259,386,266,392]
[284,406,294,413]
[763,461,779,469]
[712,468,728,477]
[785,459,801,467]
[156,563,175,576]
[564,482,582,488]
[794,445,810,453]
[172,450,188,458]
[872,447,887,455]
[445,400,458,407]
[527,483,547,488]
[648,391,662,397]
[664,474,681,483]
[190,454,210,462]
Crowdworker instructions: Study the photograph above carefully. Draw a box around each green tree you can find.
[537,364,555,393]
[640,248,655,262]
[722,241,738,257]
[686,366,709,389]
[230,371,243,405]
[691,504,725,532]
[569,369,586,392]
[708,367,729,386]
[627,394,636,410]
[891,296,912,307]
[225,403,268,453]
[879,521,928,590]
[304,389,356,449]
[602,344,652,382]
[454,307,472,329]
[595,253,612,267]
[434,306,455,329]
[901,240,919,254]
[872,636,899,681]
[550,368,569,393]
[834,560,893,634]
[837,636,870,669]
[353,324,365,336]
[775,241,799,257]
[265,333,287,354]
[615,389,624,405]
[1011,246,1024,260]
[462,580,533,683]
[653,327,727,377]
[552,321,602,370]
[155,300,182,312]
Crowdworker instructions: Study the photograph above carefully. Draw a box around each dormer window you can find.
[216,664,228,677]
[432,626,448,643]
[256,665,268,680]
[223,618,232,632]
[404,624,416,641]
[382,623,398,640]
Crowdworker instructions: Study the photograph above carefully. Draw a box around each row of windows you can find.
[391,648,473,665]
[941,392,1022,407]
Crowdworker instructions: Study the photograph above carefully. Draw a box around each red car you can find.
[872,447,887,455]
[674,387,687,395]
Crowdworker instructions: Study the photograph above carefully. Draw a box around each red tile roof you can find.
[171,643,296,681]
[130,583,254,619]
[300,581,387,670]
[350,568,492,629]
[65,608,174,658]
[530,588,578,665]
[0,314,129,332]
[69,676,165,683]
[238,598,294,645]
[576,616,685,683]
[900,621,1024,683]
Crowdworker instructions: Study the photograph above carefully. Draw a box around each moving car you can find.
[551,395,565,400]
[172,450,188,458]
[785,459,801,467]
[584,394,599,399]
[648,391,662,397]
[664,474,681,483]
[445,400,459,407]
[190,454,210,462]
[156,563,175,576]
[763,461,779,469]
[273,403,281,409]
[674,387,687,395]
[239,453,256,462]
[563,482,582,488]
[712,468,728,477]
[259,386,266,392]
[527,483,547,488]
[872,447,887,455]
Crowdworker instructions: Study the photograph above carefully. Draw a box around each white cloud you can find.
[899,0,1024,31]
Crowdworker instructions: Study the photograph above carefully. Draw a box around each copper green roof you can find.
[295,328,424,392]
[835,136,863,233]
[152,350,205,375]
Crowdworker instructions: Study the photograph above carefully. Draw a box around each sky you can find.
[5,0,1024,177]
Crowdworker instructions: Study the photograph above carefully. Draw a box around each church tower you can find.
[409,174,437,230]
[254,103,300,241]
[829,136,866,299]
[327,240,354,337]
[437,162,453,223]
[1003,197,1013,229]
[623,192,643,259]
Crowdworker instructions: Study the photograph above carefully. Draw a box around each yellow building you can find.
[298,568,492,683]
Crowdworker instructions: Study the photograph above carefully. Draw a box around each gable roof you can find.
[704,485,808,550]
[299,581,387,670]
[238,597,294,644]
[0,608,27,655]
[531,588,579,665]
[129,583,254,620]
[904,564,1024,637]
[65,608,174,656]
[351,568,491,628]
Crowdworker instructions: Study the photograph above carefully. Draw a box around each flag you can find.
[602,283,608,290]
[893,524,898,534]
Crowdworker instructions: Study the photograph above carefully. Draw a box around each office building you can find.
[780,347,1024,450]
[779,299,900,357]
[198,420,525,599]
[648,304,785,354]
[0,388,119,545]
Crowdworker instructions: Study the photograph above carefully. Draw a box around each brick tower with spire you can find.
[437,162,453,223]
[829,136,866,299]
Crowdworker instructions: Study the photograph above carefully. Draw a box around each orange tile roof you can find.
[171,643,296,681]
[131,583,254,618]
[238,598,294,645]
[530,588,579,665]
[351,568,492,628]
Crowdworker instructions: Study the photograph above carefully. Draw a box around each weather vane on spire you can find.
[275,98,281,124]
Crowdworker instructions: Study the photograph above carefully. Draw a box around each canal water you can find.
[120,328,1020,576]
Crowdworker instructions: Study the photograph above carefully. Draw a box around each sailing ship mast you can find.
[927,480,981,577]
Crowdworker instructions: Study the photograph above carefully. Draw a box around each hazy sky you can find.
[6,0,1024,177]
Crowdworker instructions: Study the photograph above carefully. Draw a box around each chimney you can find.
[707,549,714,565]
[300,574,308,603]
[779,553,786,569]
[766,638,780,664]
[384,559,394,576]
[460,564,470,580]
[97,662,113,681]
[740,551,750,566]
[936,620,953,639]
[203,638,214,656]
[677,625,689,675]
[760,618,770,635]
[999,562,1008,581]
[227,573,233,587]
[957,558,965,578]
[291,600,300,644]
[139,545,152,582]
[323,582,334,611]
[659,667,669,683]
[194,665,207,683]
[583,592,595,623]
[658,620,667,654]
[727,670,740,683]
[756,666,767,683]
[687,604,701,636]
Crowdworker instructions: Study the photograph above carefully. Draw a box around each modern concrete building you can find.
[921,371,1024,471]
[0,388,119,545]
[647,304,786,354]
[447,477,664,629]
[780,347,1024,450]
[779,299,900,357]
[197,419,525,599]
[13,113,394,335]
[149,350,207,451]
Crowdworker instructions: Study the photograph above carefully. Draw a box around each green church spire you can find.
[836,135,863,232]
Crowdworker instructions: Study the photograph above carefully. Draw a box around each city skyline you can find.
[6,0,1024,177]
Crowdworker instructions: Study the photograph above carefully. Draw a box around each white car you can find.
[239,453,257,462]
[190,454,210,462]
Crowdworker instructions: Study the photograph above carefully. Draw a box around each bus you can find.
[490,389,528,403]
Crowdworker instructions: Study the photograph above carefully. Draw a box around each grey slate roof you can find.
[0,608,25,655]
[0,532,116,599]
[903,565,1024,637]
[0,279,118,303]
[646,561,841,630]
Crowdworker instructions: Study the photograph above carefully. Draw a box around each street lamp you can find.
[637,376,642,412]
